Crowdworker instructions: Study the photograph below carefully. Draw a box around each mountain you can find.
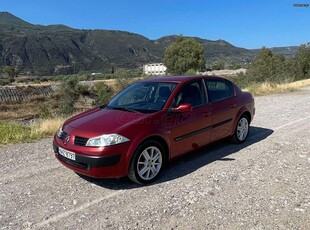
[0,12,301,76]
[0,11,33,27]
[251,46,299,58]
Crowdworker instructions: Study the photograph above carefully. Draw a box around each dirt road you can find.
[1,87,310,230]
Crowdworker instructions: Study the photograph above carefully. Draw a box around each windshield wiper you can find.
[108,106,140,113]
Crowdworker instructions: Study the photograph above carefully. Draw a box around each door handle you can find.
[230,104,237,108]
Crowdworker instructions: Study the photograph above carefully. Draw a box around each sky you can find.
[0,0,309,49]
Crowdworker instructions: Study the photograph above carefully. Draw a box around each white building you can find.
[143,63,167,75]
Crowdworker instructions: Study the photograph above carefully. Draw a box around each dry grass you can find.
[0,102,38,121]
[33,118,65,136]
[244,79,310,96]
[0,117,66,145]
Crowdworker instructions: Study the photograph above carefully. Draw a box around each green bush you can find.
[58,77,79,115]
[246,48,289,83]
[112,70,141,92]
[210,61,225,71]
[293,45,310,80]
[76,83,90,96]
[229,62,242,70]
[0,78,10,86]
[38,103,53,119]
[233,72,249,89]
[235,46,310,89]
[77,74,94,81]
[94,82,114,105]
[184,69,197,75]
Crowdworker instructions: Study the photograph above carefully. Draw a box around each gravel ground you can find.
[1,87,310,230]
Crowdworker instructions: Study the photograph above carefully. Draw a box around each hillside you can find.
[251,46,299,58]
[156,36,254,65]
[0,12,301,76]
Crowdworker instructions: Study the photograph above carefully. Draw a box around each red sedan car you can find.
[53,76,255,184]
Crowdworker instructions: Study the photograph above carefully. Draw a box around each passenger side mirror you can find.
[172,103,193,113]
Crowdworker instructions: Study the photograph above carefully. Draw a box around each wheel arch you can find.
[142,136,170,162]
[236,106,252,123]
[125,134,170,174]
[241,111,252,124]
[230,107,252,136]
[231,110,251,144]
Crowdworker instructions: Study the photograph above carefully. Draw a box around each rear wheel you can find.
[128,140,165,184]
[232,115,249,144]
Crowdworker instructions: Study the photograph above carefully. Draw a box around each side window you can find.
[225,81,235,97]
[173,80,206,108]
[226,80,234,97]
[204,79,234,102]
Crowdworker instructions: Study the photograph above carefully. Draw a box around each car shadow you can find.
[78,126,273,189]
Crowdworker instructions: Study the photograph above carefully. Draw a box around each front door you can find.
[167,80,212,157]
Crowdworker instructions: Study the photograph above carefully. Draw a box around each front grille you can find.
[74,136,89,146]
[58,154,90,170]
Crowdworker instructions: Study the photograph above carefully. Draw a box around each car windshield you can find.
[107,82,178,114]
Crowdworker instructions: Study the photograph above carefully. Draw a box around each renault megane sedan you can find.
[53,76,255,184]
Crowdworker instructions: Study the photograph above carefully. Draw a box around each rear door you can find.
[204,79,237,142]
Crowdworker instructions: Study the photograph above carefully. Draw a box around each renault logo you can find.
[64,135,70,145]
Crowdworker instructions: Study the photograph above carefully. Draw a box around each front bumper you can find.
[53,142,121,169]
[53,141,127,178]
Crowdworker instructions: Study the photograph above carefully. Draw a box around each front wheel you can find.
[232,115,249,144]
[128,140,165,184]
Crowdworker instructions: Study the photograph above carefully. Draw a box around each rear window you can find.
[204,79,234,102]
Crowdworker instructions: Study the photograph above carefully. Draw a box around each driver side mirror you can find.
[172,103,193,113]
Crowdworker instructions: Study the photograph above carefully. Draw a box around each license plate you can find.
[58,147,76,161]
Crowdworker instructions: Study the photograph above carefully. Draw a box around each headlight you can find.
[56,125,64,138]
[86,134,130,147]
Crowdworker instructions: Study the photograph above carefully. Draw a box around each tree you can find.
[210,61,226,71]
[163,36,205,75]
[59,77,80,115]
[246,47,289,83]
[2,66,19,83]
[234,45,310,88]
[293,45,310,80]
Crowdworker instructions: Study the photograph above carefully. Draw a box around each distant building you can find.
[91,72,102,76]
[143,63,167,75]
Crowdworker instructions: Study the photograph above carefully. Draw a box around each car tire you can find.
[128,140,165,184]
[232,114,250,144]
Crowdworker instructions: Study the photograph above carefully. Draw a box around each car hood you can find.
[64,107,150,135]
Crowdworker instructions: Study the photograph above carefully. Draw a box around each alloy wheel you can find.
[237,117,249,141]
[137,146,163,181]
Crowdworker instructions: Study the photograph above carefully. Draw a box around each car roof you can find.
[141,75,229,83]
